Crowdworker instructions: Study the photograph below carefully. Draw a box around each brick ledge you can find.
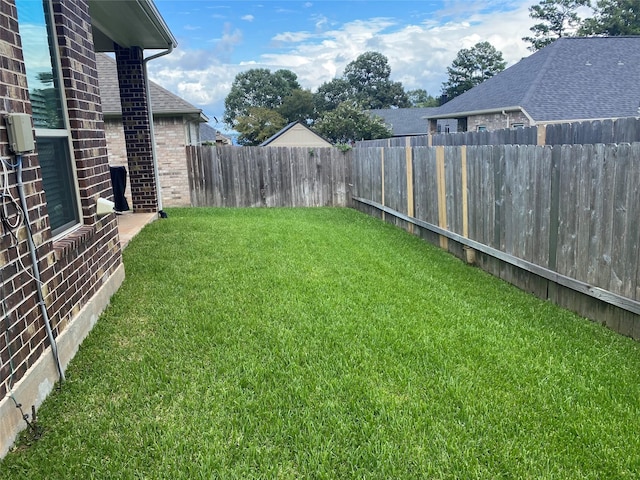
[52,225,96,261]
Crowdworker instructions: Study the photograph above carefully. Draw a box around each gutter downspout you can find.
[143,44,173,218]
[502,110,509,129]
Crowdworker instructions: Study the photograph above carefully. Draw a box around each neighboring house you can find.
[0,0,175,457]
[368,108,452,136]
[97,53,208,207]
[426,37,640,133]
[260,121,333,147]
[368,108,457,137]
[200,123,232,146]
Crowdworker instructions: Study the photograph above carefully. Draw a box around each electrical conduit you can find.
[15,154,65,383]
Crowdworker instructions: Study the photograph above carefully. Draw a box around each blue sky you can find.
[146,1,586,131]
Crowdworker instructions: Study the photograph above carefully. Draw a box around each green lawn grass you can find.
[2,207,640,479]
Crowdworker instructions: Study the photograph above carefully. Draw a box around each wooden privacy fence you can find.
[352,143,640,339]
[186,146,352,208]
[356,117,640,148]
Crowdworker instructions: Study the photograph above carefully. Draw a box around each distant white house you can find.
[260,121,333,147]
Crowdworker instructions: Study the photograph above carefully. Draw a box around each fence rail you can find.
[185,140,640,339]
[352,143,640,339]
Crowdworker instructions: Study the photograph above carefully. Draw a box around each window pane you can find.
[37,137,79,235]
[16,0,64,129]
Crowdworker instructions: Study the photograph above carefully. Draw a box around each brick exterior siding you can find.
[105,116,194,207]
[114,45,158,212]
[1,0,124,456]
[467,111,532,131]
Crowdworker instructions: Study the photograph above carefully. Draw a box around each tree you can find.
[523,0,590,51]
[313,78,355,114]
[441,42,506,101]
[278,89,316,124]
[579,0,640,36]
[343,52,410,109]
[235,107,286,146]
[313,101,392,144]
[407,89,439,108]
[223,68,300,129]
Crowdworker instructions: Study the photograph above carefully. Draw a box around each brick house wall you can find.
[105,116,195,207]
[467,110,531,131]
[114,45,158,213]
[0,0,125,457]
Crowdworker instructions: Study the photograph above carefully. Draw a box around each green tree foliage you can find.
[223,68,300,129]
[278,89,316,124]
[579,0,640,36]
[314,101,392,144]
[314,78,355,113]
[523,0,590,51]
[343,52,410,110]
[441,42,506,101]
[313,52,409,115]
[407,88,439,107]
[235,107,286,146]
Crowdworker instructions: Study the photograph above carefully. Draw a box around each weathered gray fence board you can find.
[187,140,640,338]
[356,117,640,149]
[353,141,640,337]
[413,147,439,228]
[186,146,351,209]
[446,147,461,235]
[624,144,640,300]
[384,148,407,216]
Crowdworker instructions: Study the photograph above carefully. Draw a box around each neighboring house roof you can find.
[96,53,207,121]
[260,121,332,147]
[200,123,232,145]
[368,108,438,136]
[427,37,640,123]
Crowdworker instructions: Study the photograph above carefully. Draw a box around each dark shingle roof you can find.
[96,53,205,118]
[368,108,437,136]
[200,123,231,144]
[429,37,640,122]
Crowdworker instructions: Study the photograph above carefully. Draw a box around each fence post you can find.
[406,138,414,233]
[381,147,385,222]
[436,145,448,249]
[537,124,547,146]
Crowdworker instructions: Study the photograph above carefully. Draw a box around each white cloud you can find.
[150,1,537,130]
[241,14,254,22]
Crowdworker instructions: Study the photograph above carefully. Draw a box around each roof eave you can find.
[424,106,525,120]
[89,0,177,52]
[104,110,209,123]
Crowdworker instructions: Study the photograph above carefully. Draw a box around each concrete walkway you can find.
[116,212,157,249]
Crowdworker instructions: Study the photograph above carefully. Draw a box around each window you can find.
[16,0,80,236]
[477,125,487,132]
[512,123,525,129]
